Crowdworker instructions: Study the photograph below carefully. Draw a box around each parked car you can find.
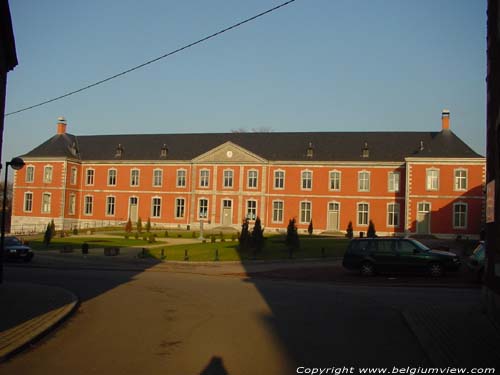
[342,237,460,277]
[466,241,485,281]
[2,236,34,262]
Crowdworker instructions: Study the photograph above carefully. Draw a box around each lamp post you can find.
[0,157,25,284]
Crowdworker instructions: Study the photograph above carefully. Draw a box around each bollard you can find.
[184,249,189,261]
[82,242,89,256]
[214,248,219,261]
[161,248,165,260]
[321,247,325,258]
[142,248,146,258]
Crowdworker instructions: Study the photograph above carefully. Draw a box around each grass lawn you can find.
[28,236,150,251]
[147,235,350,261]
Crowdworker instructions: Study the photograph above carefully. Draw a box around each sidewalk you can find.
[0,282,78,362]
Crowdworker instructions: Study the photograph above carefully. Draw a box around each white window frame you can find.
[199,169,210,188]
[274,170,285,190]
[247,169,258,189]
[358,171,370,192]
[426,168,439,191]
[85,168,95,186]
[153,169,163,187]
[388,171,400,193]
[223,169,234,188]
[357,202,369,226]
[43,165,53,183]
[301,170,313,190]
[151,197,162,218]
[454,169,468,191]
[25,165,35,183]
[41,192,51,214]
[453,202,468,229]
[198,198,209,219]
[175,197,185,218]
[108,168,117,186]
[68,193,76,215]
[176,169,187,188]
[329,170,341,191]
[272,200,284,223]
[84,195,94,216]
[387,203,400,227]
[246,199,257,221]
[300,201,312,224]
[130,168,140,187]
[106,196,116,217]
[23,192,33,212]
[70,167,77,185]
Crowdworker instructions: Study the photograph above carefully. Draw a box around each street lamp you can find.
[0,157,25,284]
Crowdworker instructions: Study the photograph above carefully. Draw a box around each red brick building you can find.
[11,112,485,238]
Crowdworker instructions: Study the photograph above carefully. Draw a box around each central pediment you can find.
[192,141,267,163]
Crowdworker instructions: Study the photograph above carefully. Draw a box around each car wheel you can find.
[429,262,444,277]
[360,262,375,276]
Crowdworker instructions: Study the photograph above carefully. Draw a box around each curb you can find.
[0,285,79,362]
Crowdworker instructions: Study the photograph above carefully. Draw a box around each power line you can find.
[5,0,297,117]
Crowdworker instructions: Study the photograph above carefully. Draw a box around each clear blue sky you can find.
[3,0,487,164]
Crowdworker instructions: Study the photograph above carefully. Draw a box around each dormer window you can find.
[362,142,369,158]
[306,142,314,158]
[115,144,124,158]
[160,144,168,158]
[419,140,424,152]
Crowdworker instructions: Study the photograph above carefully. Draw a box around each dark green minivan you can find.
[342,238,460,277]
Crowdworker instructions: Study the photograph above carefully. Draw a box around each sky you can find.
[3,0,487,165]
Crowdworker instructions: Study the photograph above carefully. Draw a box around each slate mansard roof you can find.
[21,130,483,163]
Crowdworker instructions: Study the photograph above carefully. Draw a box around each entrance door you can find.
[222,200,232,226]
[129,197,138,223]
[416,202,430,234]
[327,202,340,231]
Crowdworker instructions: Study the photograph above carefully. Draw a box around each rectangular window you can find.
[24,192,33,212]
[453,203,467,229]
[130,169,140,186]
[199,199,208,219]
[26,166,34,183]
[106,196,115,216]
[84,196,93,215]
[43,166,53,183]
[246,200,257,220]
[357,203,369,226]
[152,197,161,218]
[175,198,185,218]
[329,171,341,191]
[86,169,95,185]
[41,193,51,213]
[247,170,258,189]
[272,201,284,223]
[388,172,400,192]
[301,171,312,190]
[358,171,370,192]
[387,203,400,227]
[274,170,285,189]
[68,194,76,215]
[200,170,210,187]
[153,169,163,187]
[426,169,439,191]
[223,170,233,188]
[177,170,186,187]
[70,167,77,185]
[300,201,312,223]
[454,169,467,191]
[108,169,117,186]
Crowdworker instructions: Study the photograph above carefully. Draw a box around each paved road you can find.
[3,258,488,375]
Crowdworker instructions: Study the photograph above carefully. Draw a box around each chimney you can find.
[57,116,67,134]
[441,109,450,130]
